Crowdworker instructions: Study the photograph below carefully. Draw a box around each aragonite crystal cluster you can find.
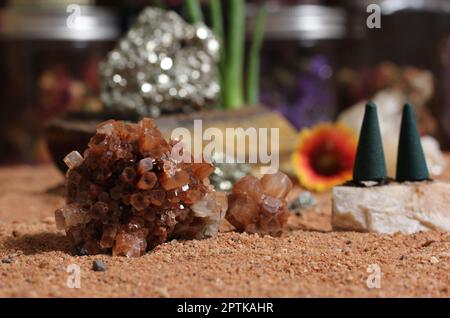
[55,118,227,257]
[226,172,292,236]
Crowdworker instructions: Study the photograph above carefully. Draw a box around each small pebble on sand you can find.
[93,260,107,272]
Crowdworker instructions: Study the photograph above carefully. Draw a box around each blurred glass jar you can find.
[246,3,347,130]
[439,32,450,149]
[337,0,450,148]
[334,0,450,176]
[0,5,119,163]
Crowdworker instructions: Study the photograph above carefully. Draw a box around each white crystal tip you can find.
[64,151,84,169]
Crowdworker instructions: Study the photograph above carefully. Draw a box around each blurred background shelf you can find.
[1,0,450,164]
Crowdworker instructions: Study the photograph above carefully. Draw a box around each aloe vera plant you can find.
[185,0,267,109]
[246,4,267,106]
[186,0,204,24]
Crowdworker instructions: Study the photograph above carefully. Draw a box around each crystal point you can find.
[64,151,84,169]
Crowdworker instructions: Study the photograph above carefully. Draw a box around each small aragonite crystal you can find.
[226,172,292,236]
[55,118,227,257]
[63,151,84,169]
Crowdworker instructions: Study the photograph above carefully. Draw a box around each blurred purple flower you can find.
[261,54,336,130]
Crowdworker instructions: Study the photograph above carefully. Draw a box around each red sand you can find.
[0,163,449,297]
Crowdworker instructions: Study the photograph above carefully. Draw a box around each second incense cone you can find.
[396,103,429,182]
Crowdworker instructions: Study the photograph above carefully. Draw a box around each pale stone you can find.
[54,203,85,230]
[332,181,450,234]
[190,191,228,237]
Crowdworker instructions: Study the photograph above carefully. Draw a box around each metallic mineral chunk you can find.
[99,7,220,116]
[209,153,252,192]
[288,191,316,212]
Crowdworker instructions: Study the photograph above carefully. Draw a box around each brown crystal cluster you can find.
[55,118,227,257]
[226,172,292,236]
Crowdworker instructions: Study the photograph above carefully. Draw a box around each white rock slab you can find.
[332,181,450,234]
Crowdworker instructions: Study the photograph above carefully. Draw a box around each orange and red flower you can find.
[292,123,357,192]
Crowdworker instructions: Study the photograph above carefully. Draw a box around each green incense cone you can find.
[396,103,429,182]
[353,101,387,182]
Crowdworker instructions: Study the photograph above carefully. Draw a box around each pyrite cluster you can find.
[99,8,220,117]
